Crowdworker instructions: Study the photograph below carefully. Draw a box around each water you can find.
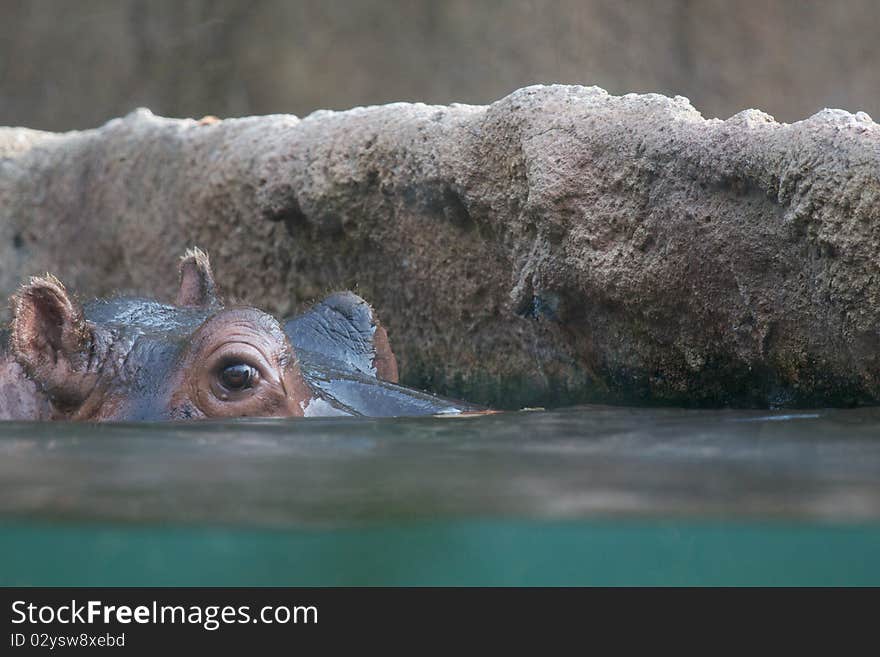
[1,406,879,585]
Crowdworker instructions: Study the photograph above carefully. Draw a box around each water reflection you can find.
[1,405,879,528]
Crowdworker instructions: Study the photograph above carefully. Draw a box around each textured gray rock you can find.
[3,85,880,408]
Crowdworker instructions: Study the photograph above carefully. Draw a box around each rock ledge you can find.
[3,85,880,408]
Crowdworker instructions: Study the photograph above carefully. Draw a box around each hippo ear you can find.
[11,275,94,403]
[370,322,399,383]
[284,291,399,383]
[175,247,220,307]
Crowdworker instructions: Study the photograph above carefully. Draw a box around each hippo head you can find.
[9,249,311,421]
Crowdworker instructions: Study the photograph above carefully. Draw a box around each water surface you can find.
[1,406,879,584]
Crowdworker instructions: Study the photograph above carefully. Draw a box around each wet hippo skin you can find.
[0,249,477,421]
[282,291,475,417]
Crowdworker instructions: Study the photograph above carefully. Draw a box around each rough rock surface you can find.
[3,85,880,408]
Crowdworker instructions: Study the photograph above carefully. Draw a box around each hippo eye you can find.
[218,362,259,391]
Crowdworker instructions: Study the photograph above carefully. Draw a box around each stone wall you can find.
[4,85,880,408]
[3,0,880,130]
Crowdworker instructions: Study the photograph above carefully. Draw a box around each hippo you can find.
[0,248,479,421]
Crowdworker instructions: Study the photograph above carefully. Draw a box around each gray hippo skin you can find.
[0,249,479,421]
[285,292,480,417]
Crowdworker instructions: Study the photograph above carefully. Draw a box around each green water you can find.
[1,406,879,585]
[2,520,879,586]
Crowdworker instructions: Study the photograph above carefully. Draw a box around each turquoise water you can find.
[2,520,879,586]
[1,406,879,585]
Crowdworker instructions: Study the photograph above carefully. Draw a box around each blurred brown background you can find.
[2,0,880,131]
